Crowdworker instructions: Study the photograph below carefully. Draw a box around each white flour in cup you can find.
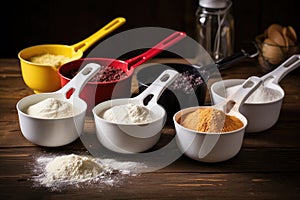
[226,84,282,103]
[101,103,152,124]
[27,97,74,119]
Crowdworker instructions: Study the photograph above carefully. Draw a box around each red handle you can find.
[125,31,186,70]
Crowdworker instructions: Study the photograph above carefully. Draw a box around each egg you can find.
[282,27,290,47]
[267,24,283,37]
[262,38,284,65]
[287,37,296,46]
[268,29,286,46]
[284,26,297,43]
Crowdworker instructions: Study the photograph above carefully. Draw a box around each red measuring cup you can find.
[58,31,186,113]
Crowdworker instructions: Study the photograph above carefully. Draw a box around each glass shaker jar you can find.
[196,0,234,61]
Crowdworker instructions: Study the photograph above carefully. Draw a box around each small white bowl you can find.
[16,93,87,147]
[210,79,284,133]
[93,99,166,153]
[174,106,247,163]
[210,54,300,133]
[93,69,179,153]
[16,63,101,147]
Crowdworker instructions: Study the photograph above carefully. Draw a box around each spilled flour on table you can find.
[31,154,147,191]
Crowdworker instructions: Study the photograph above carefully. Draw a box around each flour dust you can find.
[30,153,148,191]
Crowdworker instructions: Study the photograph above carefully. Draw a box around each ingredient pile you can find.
[27,98,74,119]
[32,154,147,191]
[179,107,243,133]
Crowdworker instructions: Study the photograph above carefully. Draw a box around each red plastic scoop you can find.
[59,31,186,113]
[114,31,186,72]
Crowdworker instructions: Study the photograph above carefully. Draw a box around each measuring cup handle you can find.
[125,32,186,70]
[223,76,262,113]
[56,63,101,99]
[261,54,300,84]
[134,69,179,105]
[72,17,126,53]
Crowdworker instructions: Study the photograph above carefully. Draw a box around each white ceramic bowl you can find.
[16,63,101,147]
[16,93,87,147]
[93,99,166,153]
[174,106,247,163]
[93,69,179,153]
[210,55,300,133]
[210,79,284,133]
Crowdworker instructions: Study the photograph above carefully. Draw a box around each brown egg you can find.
[268,29,286,46]
[287,37,296,46]
[263,38,277,46]
[282,27,290,47]
[286,26,297,43]
[262,38,284,65]
[267,24,283,37]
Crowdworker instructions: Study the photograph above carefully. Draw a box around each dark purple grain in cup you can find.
[69,65,127,82]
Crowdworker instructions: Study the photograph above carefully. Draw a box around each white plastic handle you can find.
[134,69,179,105]
[198,76,262,160]
[223,76,262,113]
[56,63,101,99]
[261,54,300,84]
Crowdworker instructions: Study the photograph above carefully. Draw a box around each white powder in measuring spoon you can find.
[226,84,282,103]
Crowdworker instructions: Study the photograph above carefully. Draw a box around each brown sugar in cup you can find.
[179,107,243,133]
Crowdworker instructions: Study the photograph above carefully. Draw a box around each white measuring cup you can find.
[16,63,101,147]
[211,54,300,132]
[93,69,179,153]
[174,76,262,163]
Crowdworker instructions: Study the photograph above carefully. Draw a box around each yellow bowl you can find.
[18,17,126,93]
[18,45,83,93]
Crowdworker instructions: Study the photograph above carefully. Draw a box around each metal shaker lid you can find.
[199,0,229,9]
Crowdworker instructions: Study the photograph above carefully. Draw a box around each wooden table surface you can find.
[1,58,300,199]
